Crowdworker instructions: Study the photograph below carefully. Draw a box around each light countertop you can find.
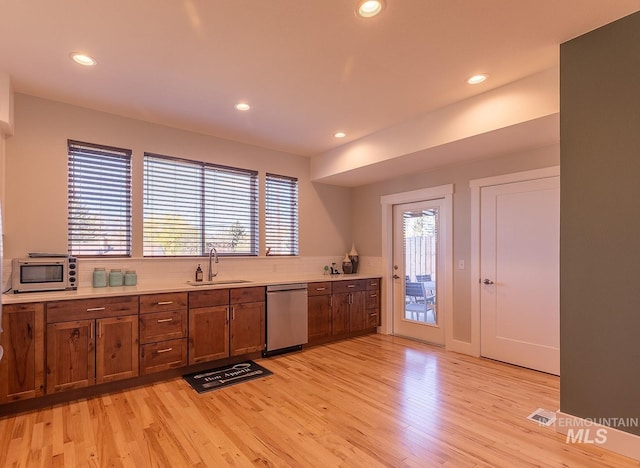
[2,273,381,304]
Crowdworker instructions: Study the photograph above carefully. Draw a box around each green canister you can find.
[124,270,137,286]
[93,268,107,288]
[109,269,124,287]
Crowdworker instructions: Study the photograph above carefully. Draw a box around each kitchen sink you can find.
[186,279,251,286]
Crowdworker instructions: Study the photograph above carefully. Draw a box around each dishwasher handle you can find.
[266,283,308,293]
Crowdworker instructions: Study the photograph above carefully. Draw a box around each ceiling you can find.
[1,1,639,157]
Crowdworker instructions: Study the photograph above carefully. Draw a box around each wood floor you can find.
[1,334,637,467]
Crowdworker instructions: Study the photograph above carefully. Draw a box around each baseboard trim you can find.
[446,338,478,356]
[556,411,640,461]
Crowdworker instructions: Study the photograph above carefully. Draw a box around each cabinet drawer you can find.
[366,291,380,309]
[189,288,229,308]
[307,282,332,296]
[139,310,187,344]
[139,338,187,375]
[140,292,188,314]
[332,279,367,294]
[230,286,265,304]
[47,295,139,323]
[366,278,381,290]
[368,310,380,328]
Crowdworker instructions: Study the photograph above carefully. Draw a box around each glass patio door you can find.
[392,200,445,345]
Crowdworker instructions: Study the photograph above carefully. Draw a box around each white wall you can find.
[4,94,353,264]
[3,91,560,346]
[351,144,560,343]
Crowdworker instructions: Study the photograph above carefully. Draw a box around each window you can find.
[143,153,258,256]
[67,140,132,256]
[265,173,299,256]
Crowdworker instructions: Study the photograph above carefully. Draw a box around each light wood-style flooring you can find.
[1,334,637,467]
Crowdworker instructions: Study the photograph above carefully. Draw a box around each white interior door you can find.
[393,200,445,345]
[480,176,560,375]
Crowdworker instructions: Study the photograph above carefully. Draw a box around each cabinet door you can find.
[230,302,265,356]
[96,315,139,384]
[189,306,230,364]
[0,303,45,403]
[332,293,351,336]
[308,295,332,342]
[46,320,95,394]
[349,291,369,332]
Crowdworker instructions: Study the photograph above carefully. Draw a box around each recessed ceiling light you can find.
[235,103,251,111]
[70,52,97,67]
[356,0,385,18]
[467,74,488,85]
[334,132,346,138]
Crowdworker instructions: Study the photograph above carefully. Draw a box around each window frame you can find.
[265,172,299,256]
[67,139,132,257]
[143,153,259,257]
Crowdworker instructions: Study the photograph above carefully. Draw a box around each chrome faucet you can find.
[208,246,219,281]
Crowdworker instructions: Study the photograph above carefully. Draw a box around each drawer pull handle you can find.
[370,294,378,298]
[157,318,173,323]
[157,301,173,305]
[315,287,326,291]
[370,313,378,317]
[86,307,106,312]
[347,284,356,288]
[156,348,173,354]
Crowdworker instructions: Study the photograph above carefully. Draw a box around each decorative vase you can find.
[349,243,359,274]
[342,252,353,275]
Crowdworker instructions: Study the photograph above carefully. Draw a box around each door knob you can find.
[482,279,494,285]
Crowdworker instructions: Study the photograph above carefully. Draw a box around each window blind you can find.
[143,154,258,256]
[67,140,132,256]
[265,173,299,256]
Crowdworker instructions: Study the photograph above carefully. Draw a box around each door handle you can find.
[482,279,494,285]
[392,274,400,279]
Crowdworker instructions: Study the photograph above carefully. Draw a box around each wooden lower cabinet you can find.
[230,287,265,356]
[331,292,351,336]
[348,291,368,332]
[46,320,94,393]
[96,316,139,383]
[139,338,188,375]
[366,278,381,327]
[0,303,45,403]
[189,286,265,361]
[46,296,140,394]
[139,293,188,375]
[188,305,229,363]
[307,282,332,344]
[46,315,139,393]
[230,301,265,356]
[332,279,369,335]
[309,278,381,345]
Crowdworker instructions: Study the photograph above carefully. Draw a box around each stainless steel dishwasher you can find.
[264,283,308,356]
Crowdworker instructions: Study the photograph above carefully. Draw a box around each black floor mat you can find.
[183,361,273,393]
